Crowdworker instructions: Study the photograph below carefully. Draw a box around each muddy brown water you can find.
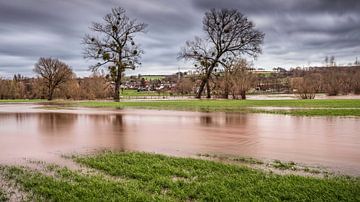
[0,104,360,175]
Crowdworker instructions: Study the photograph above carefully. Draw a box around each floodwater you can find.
[0,104,360,174]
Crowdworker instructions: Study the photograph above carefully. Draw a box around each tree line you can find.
[2,6,359,101]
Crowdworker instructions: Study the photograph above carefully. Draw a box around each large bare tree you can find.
[83,7,147,101]
[34,57,74,100]
[179,9,264,98]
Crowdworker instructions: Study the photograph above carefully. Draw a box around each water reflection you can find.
[0,106,360,174]
[38,113,77,135]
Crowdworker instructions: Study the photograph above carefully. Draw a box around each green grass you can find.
[262,108,360,116]
[76,99,360,116]
[0,99,44,103]
[1,152,359,201]
[2,98,360,116]
[139,75,165,80]
[0,189,7,202]
[121,89,169,97]
[272,160,297,170]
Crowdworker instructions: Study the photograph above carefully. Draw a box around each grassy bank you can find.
[1,98,360,116]
[0,152,359,201]
[0,99,44,103]
[77,99,360,116]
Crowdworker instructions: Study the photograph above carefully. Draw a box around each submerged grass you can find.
[1,151,359,201]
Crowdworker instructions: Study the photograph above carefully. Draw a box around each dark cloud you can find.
[0,0,359,77]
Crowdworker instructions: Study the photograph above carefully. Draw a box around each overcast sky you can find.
[0,0,359,77]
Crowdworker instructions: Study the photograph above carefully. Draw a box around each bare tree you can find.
[291,73,321,99]
[34,57,74,100]
[330,56,336,66]
[179,8,264,98]
[324,56,329,67]
[175,77,194,95]
[228,59,256,99]
[83,7,147,101]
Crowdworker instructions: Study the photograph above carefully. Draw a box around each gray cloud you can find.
[0,0,359,77]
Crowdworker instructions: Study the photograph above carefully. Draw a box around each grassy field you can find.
[121,89,169,97]
[76,99,360,116]
[0,99,44,103]
[0,152,359,201]
[139,75,166,80]
[1,98,360,116]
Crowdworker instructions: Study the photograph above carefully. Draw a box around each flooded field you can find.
[1,104,360,174]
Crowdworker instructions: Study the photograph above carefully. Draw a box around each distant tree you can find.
[34,57,74,100]
[330,56,336,66]
[179,8,264,99]
[140,77,146,88]
[291,73,321,99]
[228,59,256,99]
[175,77,194,95]
[83,7,147,102]
[324,56,329,67]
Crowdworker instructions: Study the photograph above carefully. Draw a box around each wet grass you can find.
[76,99,360,116]
[0,99,44,103]
[1,152,359,201]
[77,99,360,108]
[261,108,360,117]
[272,160,297,170]
[198,153,264,165]
[1,99,360,116]
[0,189,7,202]
[198,154,328,176]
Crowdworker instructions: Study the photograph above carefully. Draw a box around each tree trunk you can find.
[196,61,217,99]
[206,80,211,99]
[196,79,206,99]
[222,81,229,99]
[240,90,246,100]
[47,86,53,101]
[114,66,122,102]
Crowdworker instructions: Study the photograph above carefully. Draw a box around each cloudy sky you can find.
[0,0,359,77]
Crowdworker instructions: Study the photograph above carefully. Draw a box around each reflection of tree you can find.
[225,113,248,126]
[199,113,249,127]
[200,114,213,126]
[38,113,77,135]
[87,113,127,150]
[86,114,125,133]
[112,114,124,132]
[0,113,32,123]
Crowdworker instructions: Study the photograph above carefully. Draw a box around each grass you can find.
[262,108,360,116]
[1,152,359,201]
[121,89,169,97]
[76,99,360,116]
[0,99,44,103]
[198,153,264,165]
[272,160,297,170]
[0,189,7,202]
[2,98,360,116]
